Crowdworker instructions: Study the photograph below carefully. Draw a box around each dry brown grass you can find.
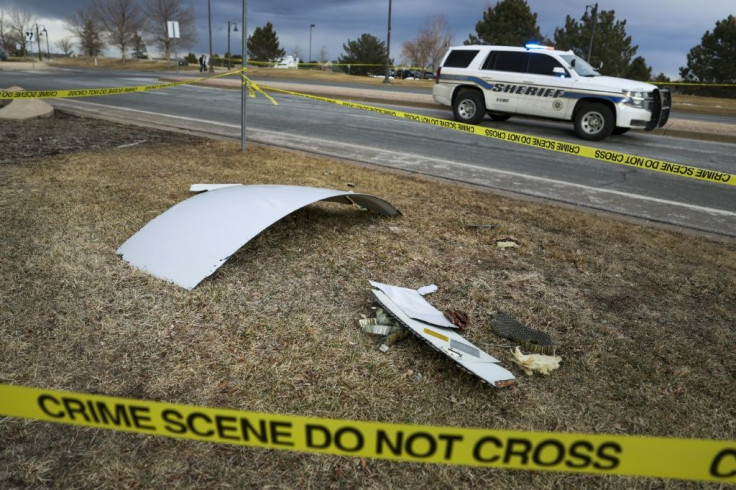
[672,94,736,117]
[1,117,734,488]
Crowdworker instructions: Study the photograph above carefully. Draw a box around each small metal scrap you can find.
[443,310,470,332]
[360,308,410,351]
[491,311,556,355]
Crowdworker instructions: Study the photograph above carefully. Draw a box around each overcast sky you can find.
[6,0,734,78]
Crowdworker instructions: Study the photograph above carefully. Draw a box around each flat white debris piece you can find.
[369,281,456,329]
[371,285,515,387]
[189,183,242,193]
[117,185,400,289]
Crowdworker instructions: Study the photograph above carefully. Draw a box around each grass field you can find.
[1,109,734,487]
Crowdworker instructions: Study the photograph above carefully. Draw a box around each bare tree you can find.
[67,7,105,58]
[141,0,197,60]
[0,8,11,54]
[6,7,35,57]
[318,45,328,63]
[91,0,144,62]
[401,15,452,74]
[56,37,74,56]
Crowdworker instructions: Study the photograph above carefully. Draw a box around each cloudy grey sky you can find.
[6,0,734,78]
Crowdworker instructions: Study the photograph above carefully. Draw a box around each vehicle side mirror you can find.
[553,66,567,77]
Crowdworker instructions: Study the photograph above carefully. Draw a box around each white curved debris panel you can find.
[117,185,401,289]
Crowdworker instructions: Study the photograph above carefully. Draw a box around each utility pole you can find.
[585,3,598,62]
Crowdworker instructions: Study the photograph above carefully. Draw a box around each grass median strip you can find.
[1,113,734,487]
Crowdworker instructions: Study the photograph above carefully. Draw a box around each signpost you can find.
[167,21,180,73]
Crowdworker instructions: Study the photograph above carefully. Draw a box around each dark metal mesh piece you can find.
[491,312,556,355]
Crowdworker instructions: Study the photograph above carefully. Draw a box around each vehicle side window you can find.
[528,53,566,76]
[481,52,497,70]
[492,52,529,73]
[443,50,479,68]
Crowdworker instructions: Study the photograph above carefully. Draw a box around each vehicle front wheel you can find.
[574,102,614,141]
[453,90,486,124]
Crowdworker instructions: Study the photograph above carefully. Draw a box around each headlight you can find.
[623,90,648,108]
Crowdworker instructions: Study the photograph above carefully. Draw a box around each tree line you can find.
[2,0,733,96]
[0,0,196,62]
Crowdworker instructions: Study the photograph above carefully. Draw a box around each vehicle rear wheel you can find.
[574,102,614,141]
[489,112,511,121]
[612,127,630,135]
[453,90,485,124]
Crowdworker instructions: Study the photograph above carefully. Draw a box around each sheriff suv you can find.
[433,44,670,141]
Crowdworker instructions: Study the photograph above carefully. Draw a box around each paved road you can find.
[3,68,735,238]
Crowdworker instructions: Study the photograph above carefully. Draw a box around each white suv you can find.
[433,44,671,141]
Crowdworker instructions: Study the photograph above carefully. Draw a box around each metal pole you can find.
[383,0,392,83]
[44,29,49,59]
[241,0,247,150]
[208,0,214,72]
[35,24,42,61]
[586,3,598,62]
[227,22,232,69]
[309,24,315,69]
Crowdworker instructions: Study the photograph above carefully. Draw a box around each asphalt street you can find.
[2,67,735,238]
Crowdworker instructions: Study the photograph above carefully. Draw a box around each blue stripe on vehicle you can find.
[441,75,627,103]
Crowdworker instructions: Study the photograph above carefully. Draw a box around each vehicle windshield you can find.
[559,54,599,77]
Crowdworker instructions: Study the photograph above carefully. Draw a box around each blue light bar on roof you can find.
[525,43,554,50]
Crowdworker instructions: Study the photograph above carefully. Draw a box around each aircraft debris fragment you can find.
[369,281,515,387]
[491,311,557,355]
[117,185,400,289]
[512,347,562,376]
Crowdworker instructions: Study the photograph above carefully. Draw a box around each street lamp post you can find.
[42,27,49,60]
[34,24,44,61]
[227,21,238,69]
[207,0,214,72]
[583,3,598,62]
[383,0,392,84]
[308,24,315,69]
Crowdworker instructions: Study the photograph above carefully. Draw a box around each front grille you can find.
[646,88,671,130]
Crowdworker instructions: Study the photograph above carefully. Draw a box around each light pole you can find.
[308,24,315,69]
[42,28,49,59]
[246,0,248,151]
[207,0,214,72]
[583,3,598,62]
[383,0,392,84]
[34,24,44,61]
[227,21,238,69]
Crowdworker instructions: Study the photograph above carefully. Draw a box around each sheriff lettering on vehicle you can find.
[433,43,670,141]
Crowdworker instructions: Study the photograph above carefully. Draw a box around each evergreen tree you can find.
[130,31,147,59]
[465,0,543,46]
[78,18,104,57]
[625,56,651,81]
[680,15,736,97]
[247,22,285,62]
[338,33,390,76]
[554,9,640,78]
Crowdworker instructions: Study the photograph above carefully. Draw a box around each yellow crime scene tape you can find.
[258,85,736,187]
[0,384,733,482]
[0,69,242,100]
